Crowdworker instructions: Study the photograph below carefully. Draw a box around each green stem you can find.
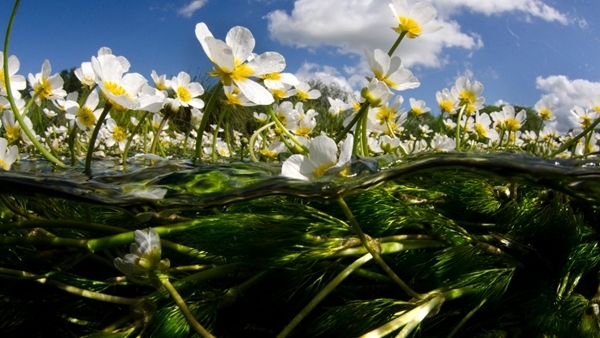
[150,114,169,155]
[388,31,407,56]
[335,102,369,144]
[195,82,224,160]
[337,196,423,300]
[267,105,309,154]
[155,272,215,338]
[360,109,369,156]
[447,298,487,338]
[84,102,112,176]
[3,1,68,168]
[276,253,373,338]
[122,110,150,165]
[360,293,444,338]
[454,104,466,151]
[249,121,275,162]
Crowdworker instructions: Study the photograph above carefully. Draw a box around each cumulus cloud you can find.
[429,0,568,24]
[266,1,482,69]
[178,0,208,18]
[535,75,600,132]
[295,62,356,94]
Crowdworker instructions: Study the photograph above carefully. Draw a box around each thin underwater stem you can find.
[0,266,139,305]
[276,253,373,338]
[195,81,224,160]
[337,196,423,300]
[155,272,216,338]
[84,102,113,176]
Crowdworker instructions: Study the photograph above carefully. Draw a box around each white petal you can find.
[234,78,274,105]
[195,23,214,59]
[205,37,235,72]
[309,135,338,166]
[246,52,286,76]
[282,154,319,181]
[226,26,255,62]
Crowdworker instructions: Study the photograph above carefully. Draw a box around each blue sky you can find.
[1,0,599,131]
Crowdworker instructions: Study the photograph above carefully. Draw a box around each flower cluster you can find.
[0,0,598,179]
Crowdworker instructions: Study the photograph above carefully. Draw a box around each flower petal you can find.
[226,26,255,62]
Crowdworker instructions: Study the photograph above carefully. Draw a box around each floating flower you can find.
[114,228,170,285]
[196,23,285,105]
[0,137,17,170]
[534,96,556,122]
[281,134,353,181]
[409,98,430,117]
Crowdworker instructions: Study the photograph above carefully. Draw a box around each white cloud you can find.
[295,62,356,94]
[535,75,600,132]
[430,0,568,24]
[266,1,482,69]
[178,0,208,18]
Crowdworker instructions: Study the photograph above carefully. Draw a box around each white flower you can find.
[361,78,393,107]
[196,23,285,105]
[64,90,103,131]
[295,81,321,101]
[28,59,67,105]
[327,97,352,118]
[92,53,147,111]
[281,134,353,181]
[114,228,170,284]
[409,98,430,116]
[451,76,485,115]
[0,137,17,170]
[0,52,27,99]
[170,71,204,109]
[389,0,443,38]
[364,48,419,91]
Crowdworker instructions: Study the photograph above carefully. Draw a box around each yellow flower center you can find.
[398,16,422,38]
[113,126,127,143]
[218,148,229,156]
[376,106,395,124]
[102,81,130,111]
[505,117,520,132]
[77,107,97,129]
[5,125,19,141]
[539,109,552,120]
[272,88,287,100]
[593,105,600,112]
[276,112,287,126]
[176,86,192,103]
[297,90,309,101]
[581,116,592,129]
[260,149,278,158]
[261,72,281,81]
[0,69,5,90]
[313,162,335,179]
[475,123,487,138]
[0,159,7,170]
[156,82,168,91]
[459,90,476,106]
[411,107,423,116]
[210,58,254,86]
[439,100,454,114]
[104,81,127,97]
[294,126,312,136]
[35,77,53,100]
[224,91,242,106]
